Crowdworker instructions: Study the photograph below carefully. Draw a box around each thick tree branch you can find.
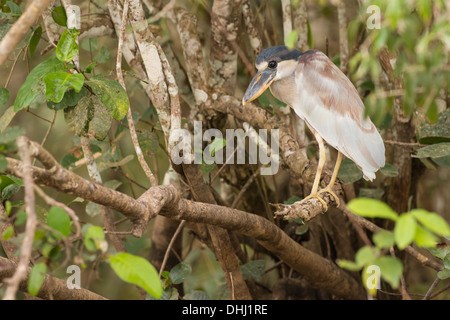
[292,0,309,52]
[180,164,252,300]
[5,138,151,236]
[209,0,243,94]
[242,0,263,56]
[4,136,362,299]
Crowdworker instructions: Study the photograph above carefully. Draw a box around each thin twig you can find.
[3,137,38,300]
[231,169,261,209]
[116,0,158,187]
[210,144,239,185]
[423,277,440,300]
[40,110,57,148]
[25,110,52,123]
[340,200,373,247]
[430,281,450,299]
[158,220,186,277]
[148,0,176,23]
[4,47,25,88]
[383,140,426,148]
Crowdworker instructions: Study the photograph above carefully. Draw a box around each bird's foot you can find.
[317,187,340,209]
[301,192,328,212]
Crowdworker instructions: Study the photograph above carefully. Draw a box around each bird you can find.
[242,46,385,211]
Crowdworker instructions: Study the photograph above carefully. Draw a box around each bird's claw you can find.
[301,193,328,212]
[317,187,340,208]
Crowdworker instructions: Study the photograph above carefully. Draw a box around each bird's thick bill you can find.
[242,69,277,105]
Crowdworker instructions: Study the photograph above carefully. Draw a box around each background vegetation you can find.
[0,0,449,300]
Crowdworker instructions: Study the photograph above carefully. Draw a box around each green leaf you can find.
[7,175,23,187]
[84,62,97,74]
[207,137,226,157]
[184,290,210,300]
[0,154,7,172]
[14,209,27,226]
[56,28,80,62]
[60,87,87,107]
[427,245,450,260]
[306,19,314,49]
[355,246,378,267]
[417,0,432,24]
[109,252,162,299]
[60,152,80,169]
[84,224,107,252]
[0,175,15,192]
[416,109,450,144]
[284,196,302,204]
[85,202,101,217]
[380,164,398,177]
[285,30,298,49]
[44,72,84,103]
[359,188,384,200]
[347,198,398,221]
[295,224,309,235]
[28,26,42,59]
[6,1,21,15]
[373,230,395,249]
[338,158,363,183]
[64,94,112,141]
[154,286,179,300]
[199,162,215,175]
[0,106,16,132]
[52,6,67,27]
[2,183,20,200]
[47,206,71,238]
[414,225,438,247]
[374,256,403,289]
[2,225,14,240]
[104,179,122,190]
[437,269,450,280]
[137,130,159,154]
[86,75,129,120]
[337,259,362,272]
[414,143,450,159]
[81,38,98,52]
[240,260,266,281]
[410,209,450,236]
[169,262,192,285]
[433,155,450,169]
[14,57,66,111]
[0,126,25,144]
[28,263,47,296]
[0,87,10,107]
[93,46,111,64]
[394,213,417,249]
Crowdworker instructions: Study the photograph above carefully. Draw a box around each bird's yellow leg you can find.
[301,129,328,211]
[317,151,343,208]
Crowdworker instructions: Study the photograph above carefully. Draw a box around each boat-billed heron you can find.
[243,46,385,211]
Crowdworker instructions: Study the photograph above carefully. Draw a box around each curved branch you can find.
[5,137,364,299]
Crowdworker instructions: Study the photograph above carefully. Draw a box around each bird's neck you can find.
[269,75,297,107]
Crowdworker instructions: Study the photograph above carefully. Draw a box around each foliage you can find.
[341,198,450,293]
[0,0,449,301]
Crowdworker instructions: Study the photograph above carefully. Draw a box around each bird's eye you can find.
[268,60,277,69]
